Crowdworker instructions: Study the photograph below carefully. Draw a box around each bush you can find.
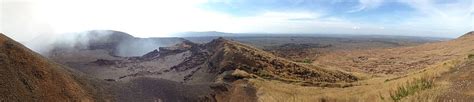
[468,54,474,59]
[389,77,434,101]
[300,59,313,64]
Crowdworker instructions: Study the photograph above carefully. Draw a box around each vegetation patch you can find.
[468,54,474,59]
[389,77,434,101]
[297,59,313,64]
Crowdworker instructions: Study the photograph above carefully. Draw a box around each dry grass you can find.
[314,34,474,75]
[250,34,474,101]
[388,77,434,101]
[0,34,96,101]
[210,38,358,83]
[468,54,474,59]
[250,57,463,102]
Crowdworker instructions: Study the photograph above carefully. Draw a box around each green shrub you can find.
[389,77,434,101]
[300,59,313,64]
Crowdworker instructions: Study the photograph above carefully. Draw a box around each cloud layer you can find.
[1,0,473,42]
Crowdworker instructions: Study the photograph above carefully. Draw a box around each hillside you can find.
[0,32,214,102]
[203,38,357,83]
[314,31,474,75]
[0,33,101,101]
[458,31,474,38]
[12,30,472,101]
[249,31,474,101]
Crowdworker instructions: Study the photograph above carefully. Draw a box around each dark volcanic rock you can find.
[92,59,121,66]
[141,49,160,59]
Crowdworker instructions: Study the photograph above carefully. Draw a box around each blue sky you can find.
[1,0,473,41]
[199,0,473,37]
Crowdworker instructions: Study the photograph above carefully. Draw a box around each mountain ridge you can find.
[203,37,358,83]
[458,31,474,39]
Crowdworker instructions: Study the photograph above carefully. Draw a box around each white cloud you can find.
[1,0,224,40]
[350,0,384,12]
[346,0,472,37]
[396,0,473,37]
[1,0,472,41]
[1,0,368,39]
[471,0,474,31]
[220,11,385,35]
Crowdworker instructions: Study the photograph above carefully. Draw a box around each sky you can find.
[1,0,473,41]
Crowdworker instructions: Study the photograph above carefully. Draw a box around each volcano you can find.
[46,32,358,101]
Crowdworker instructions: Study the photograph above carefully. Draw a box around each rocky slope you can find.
[203,38,357,83]
[4,30,471,101]
[0,32,217,102]
[0,33,105,101]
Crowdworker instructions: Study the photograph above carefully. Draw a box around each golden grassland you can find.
[246,33,474,102]
[249,54,469,102]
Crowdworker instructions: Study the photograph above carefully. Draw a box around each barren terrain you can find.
[1,31,473,102]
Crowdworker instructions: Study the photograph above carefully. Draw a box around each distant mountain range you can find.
[172,31,451,41]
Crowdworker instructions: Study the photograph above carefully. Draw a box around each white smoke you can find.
[115,39,163,57]
[22,30,114,55]
[22,30,182,57]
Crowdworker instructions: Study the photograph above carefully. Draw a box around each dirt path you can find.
[436,60,474,101]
